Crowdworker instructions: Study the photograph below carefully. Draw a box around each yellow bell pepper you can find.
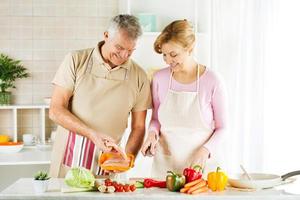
[207,167,228,191]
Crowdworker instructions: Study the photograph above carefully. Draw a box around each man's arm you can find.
[49,85,115,151]
[125,110,147,157]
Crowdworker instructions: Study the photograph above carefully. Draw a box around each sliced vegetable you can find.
[98,184,107,193]
[134,181,144,188]
[207,167,228,191]
[166,171,186,192]
[107,186,115,193]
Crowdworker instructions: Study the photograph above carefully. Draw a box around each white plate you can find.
[0,142,24,153]
[228,173,296,189]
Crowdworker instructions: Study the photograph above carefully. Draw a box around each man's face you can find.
[104,29,137,66]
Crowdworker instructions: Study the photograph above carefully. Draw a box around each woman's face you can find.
[161,41,190,71]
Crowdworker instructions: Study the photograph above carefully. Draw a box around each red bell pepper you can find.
[143,178,166,188]
[183,165,202,183]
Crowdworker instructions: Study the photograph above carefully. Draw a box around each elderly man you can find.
[49,14,151,178]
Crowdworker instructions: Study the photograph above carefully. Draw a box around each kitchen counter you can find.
[0,146,51,165]
[1,178,300,200]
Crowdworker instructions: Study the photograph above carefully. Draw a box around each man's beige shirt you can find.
[52,42,152,141]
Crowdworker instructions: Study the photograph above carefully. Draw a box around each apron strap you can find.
[168,64,200,92]
[196,64,200,93]
[168,68,173,90]
[86,50,94,74]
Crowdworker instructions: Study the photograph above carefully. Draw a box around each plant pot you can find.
[0,91,11,105]
[33,179,50,194]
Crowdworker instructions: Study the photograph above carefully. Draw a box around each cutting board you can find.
[61,182,96,193]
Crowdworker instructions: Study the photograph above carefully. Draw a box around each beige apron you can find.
[50,49,131,178]
[151,65,214,178]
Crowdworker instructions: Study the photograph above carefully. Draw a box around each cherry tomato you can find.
[124,184,131,192]
[130,184,136,192]
[105,178,111,184]
[112,181,118,186]
[105,181,112,186]
[115,184,123,192]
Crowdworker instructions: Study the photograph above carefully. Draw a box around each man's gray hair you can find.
[107,14,142,40]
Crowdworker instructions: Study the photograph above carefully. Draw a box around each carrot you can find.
[180,187,190,193]
[187,180,207,194]
[191,186,209,194]
[184,179,203,188]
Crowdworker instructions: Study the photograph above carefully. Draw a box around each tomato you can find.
[130,184,136,192]
[114,184,123,192]
[112,181,118,186]
[114,185,120,192]
[105,181,112,186]
[124,184,131,192]
[105,178,111,184]
[105,180,135,193]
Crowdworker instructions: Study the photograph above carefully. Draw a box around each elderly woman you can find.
[141,20,227,178]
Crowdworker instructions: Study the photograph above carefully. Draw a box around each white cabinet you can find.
[0,105,52,166]
[118,0,211,69]
[0,105,49,143]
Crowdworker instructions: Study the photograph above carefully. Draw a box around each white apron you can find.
[151,65,214,178]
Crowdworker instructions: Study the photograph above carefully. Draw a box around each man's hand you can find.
[141,131,159,157]
[89,130,116,152]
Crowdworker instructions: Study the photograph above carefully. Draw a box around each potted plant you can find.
[0,53,29,105]
[33,171,51,194]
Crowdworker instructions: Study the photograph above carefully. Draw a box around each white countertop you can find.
[1,178,300,200]
[0,146,51,165]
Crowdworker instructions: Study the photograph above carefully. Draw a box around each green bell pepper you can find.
[166,171,186,192]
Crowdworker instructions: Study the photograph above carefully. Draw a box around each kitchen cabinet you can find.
[0,105,49,143]
[0,105,51,190]
[118,0,211,70]
[1,178,300,200]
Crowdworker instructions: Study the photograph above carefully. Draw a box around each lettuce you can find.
[65,167,95,188]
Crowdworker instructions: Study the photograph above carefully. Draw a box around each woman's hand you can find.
[192,146,210,168]
[141,131,159,157]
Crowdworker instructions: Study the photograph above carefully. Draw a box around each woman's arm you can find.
[148,75,161,135]
[203,78,228,157]
[141,73,162,156]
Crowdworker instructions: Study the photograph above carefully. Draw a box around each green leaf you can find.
[0,53,30,92]
[34,171,50,180]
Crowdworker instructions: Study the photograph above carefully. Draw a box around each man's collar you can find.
[93,41,130,70]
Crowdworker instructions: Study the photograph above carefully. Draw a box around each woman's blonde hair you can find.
[154,20,195,54]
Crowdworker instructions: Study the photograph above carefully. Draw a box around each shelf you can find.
[143,32,160,36]
[0,104,49,109]
[0,104,50,143]
[0,146,51,165]
[142,32,208,37]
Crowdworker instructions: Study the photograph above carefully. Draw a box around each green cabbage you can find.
[65,167,95,188]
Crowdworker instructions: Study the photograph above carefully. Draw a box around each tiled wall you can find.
[0,0,119,140]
